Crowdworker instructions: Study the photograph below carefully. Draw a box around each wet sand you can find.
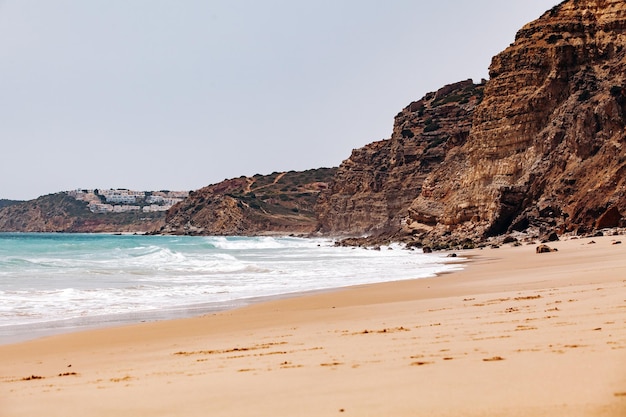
[1,235,625,416]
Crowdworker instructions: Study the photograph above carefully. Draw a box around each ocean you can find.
[0,233,463,343]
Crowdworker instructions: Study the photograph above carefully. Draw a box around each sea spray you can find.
[0,233,464,342]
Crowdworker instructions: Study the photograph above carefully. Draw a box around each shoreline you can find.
[1,235,625,416]
[0,251,465,346]
[0,234,465,346]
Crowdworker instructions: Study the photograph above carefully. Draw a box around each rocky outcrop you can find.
[407,0,626,243]
[536,244,558,253]
[315,0,625,246]
[159,168,336,235]
[315,80,485,237]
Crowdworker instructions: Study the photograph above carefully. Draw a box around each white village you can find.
[67,189,189,213]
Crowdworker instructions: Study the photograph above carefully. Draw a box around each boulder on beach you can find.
[536,244,558,254]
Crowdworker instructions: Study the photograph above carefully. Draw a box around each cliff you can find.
[407,0,626,244]
[158,168,336,235]
[317,0,626,246]
[0,193,165,233]
[316,80,485,237]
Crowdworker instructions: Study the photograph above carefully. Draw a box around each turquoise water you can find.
[0,233,463,343]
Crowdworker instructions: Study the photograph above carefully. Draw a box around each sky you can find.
[0,0,560,201]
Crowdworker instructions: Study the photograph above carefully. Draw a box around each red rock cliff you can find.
[407,0,626,242]
[316,80,485,237]
[316,0,626,245]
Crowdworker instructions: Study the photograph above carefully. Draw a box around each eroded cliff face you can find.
[315,80,484,237]
[159,168,336,236]
[407,0,626,243]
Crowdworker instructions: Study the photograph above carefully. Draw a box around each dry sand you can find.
[1,235,625,416]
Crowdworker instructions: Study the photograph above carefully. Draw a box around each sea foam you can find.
[0,233,464,343]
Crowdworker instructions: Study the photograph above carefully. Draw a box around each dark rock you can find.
[596,206,622,229]
[542,232,560,243]
[536,244,557,253]
[502,235,518,244]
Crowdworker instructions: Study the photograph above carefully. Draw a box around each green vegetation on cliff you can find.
[0,199,23,209]
[160,167,337,235]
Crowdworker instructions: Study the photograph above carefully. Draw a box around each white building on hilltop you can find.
[69,188,187,213]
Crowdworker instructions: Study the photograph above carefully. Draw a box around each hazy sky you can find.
[0,0,559,200]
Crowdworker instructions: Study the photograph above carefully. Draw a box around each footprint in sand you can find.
[410,361,434,366]
[482,356,505,362]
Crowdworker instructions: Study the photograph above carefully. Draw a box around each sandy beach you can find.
[1,235,625,416]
